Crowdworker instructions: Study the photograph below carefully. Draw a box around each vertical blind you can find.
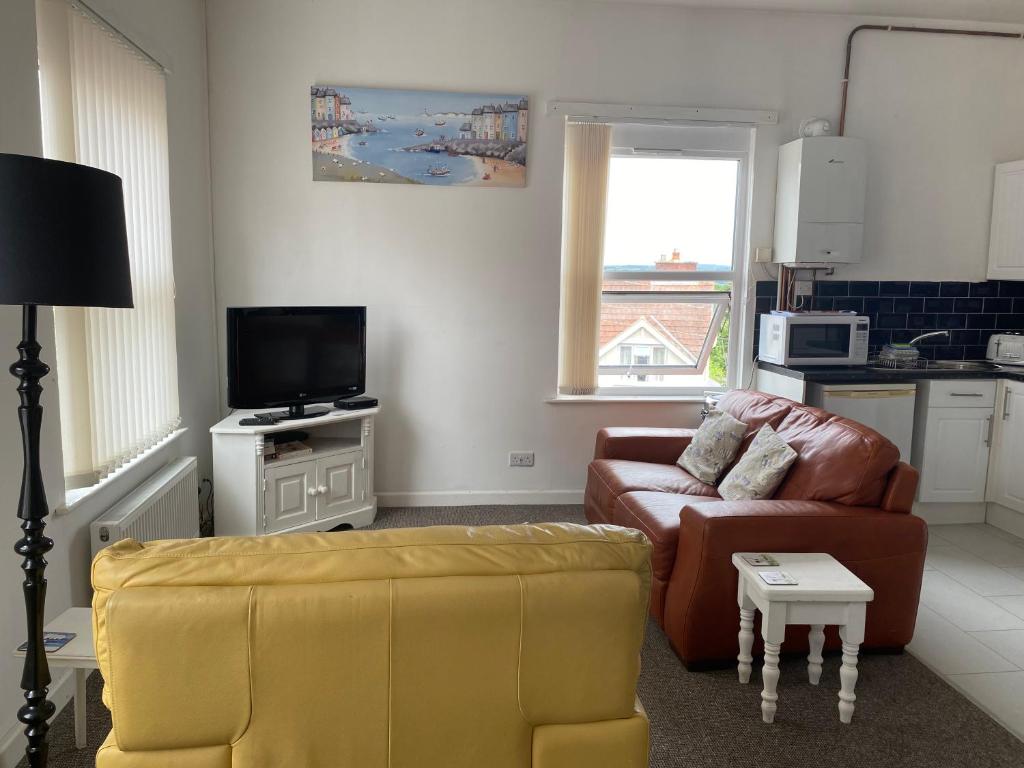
[557,121,612,396]
[44,4,180,483]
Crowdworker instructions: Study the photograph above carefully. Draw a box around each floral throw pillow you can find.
[677,409,747,485]
[718,424,798,501]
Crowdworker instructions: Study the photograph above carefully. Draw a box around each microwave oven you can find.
[759,313,870,366]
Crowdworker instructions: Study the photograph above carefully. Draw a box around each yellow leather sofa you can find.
[91,523,652,767]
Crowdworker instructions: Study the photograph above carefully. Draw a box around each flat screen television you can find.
[227,306,366,419]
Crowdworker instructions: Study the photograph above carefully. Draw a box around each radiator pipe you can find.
[839,24,1024,136]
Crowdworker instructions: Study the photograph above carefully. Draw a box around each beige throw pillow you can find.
[677,409,747,485]
[718,424,798,501]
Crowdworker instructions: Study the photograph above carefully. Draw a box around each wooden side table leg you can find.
[759,603,786,724]
[761,641,782,724]
[737,608,755,684]
[807,624,825,685]
[838,607,866,724]
[838,641,860,724]
[74,668,87,748]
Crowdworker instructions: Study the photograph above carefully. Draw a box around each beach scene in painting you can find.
[311,86,528,187]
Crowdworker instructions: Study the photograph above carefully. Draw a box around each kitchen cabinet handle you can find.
[317,485,328,496]
[985,415,994,447]
[307,487,318,497]
[949,392,984,398]
[1004,387,1013,421]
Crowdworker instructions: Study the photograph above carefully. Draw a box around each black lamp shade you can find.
[0,153,133,308]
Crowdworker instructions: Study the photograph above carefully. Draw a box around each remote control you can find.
[239,415,278,426]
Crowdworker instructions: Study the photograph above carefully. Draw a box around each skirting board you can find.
[987,503,1024,540]
[377,490,584,508]
[913,502,987,525]
[0,668,74,768]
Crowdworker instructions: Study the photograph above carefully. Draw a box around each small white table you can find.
[12,607,96,748]
[732,553,874,725]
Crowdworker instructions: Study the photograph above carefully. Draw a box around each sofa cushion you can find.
[719,425,798,501]
[677,409,747,484]
[587,460,719,524]
[613,491,719,624]
[612,491,710,581]
[773,404,900,507]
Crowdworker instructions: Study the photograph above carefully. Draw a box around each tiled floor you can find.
[909,523,1024,741]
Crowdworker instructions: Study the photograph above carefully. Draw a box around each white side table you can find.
[731,553,874,725]
[12,607,97,748]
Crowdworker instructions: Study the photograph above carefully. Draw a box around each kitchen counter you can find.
[757,360,1024,385]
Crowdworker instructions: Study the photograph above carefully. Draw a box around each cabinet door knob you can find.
[307,487,318,497]
[317,485,328,496]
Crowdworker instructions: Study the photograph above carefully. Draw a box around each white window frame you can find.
[596,142,750,398]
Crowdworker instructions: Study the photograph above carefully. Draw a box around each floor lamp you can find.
[0,154,133,767]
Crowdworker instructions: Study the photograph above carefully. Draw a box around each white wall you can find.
[0,1,217,759]
[204,0,1024,503]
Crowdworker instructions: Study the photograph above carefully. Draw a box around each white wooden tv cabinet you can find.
[211,407,378,536]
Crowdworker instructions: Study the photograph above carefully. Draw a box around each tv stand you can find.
[211,406,378,535]
[269,404,330,421]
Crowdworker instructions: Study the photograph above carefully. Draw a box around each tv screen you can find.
[227,306,366,410]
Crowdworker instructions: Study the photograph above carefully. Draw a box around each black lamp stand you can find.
[12,304,56,767]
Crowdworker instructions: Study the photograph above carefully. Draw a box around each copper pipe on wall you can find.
[839,24,1024,136]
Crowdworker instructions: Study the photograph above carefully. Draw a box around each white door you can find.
[315,452,364,521]
[988,382,1024,512]
[987,160,1024,280]
[264,461,317,533]
[919,407,992,503]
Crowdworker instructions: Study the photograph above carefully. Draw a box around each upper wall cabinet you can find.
[988,160,1024,281]
[773,137,867,265]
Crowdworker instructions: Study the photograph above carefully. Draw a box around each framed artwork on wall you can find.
[311,85,528,187]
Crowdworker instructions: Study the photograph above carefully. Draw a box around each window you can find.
[38,1,180,489]
[557,121,749,397]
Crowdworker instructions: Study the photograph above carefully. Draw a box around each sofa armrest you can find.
[594,427,697,463]
[662,499,928,664]
[678,499,928,560]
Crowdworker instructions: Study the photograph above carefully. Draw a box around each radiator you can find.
[90,456,200,556]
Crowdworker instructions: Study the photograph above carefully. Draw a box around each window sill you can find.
[546,395,709,404]
[56,429,188,518]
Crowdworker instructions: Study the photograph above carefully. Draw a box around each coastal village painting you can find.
[311,86,528,187]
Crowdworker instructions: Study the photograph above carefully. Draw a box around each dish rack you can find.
[867,357,929,370]
[871,343,928,369]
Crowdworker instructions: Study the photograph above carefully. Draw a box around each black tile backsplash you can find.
[754,280,1024,361]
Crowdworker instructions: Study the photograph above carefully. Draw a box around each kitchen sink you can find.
[926,360,1002,371]
[864,360,1002,372]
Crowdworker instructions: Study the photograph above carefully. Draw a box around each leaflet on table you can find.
[18,632,76,653]
[759,571,798,586]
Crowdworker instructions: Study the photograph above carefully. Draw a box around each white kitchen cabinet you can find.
[987,160,1024,280]
[912,381,995,504]
[987,381,1024,513]
[918,408,992,503]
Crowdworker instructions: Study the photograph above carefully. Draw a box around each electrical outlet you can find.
[509,451,535,467]
[755,246,773,263]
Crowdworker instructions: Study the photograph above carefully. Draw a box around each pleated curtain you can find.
[46,5,180,482]
[558,121,612,395]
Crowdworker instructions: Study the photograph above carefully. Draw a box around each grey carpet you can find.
[20,505,1024,767]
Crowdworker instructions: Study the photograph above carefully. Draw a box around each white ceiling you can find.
[594,1,1024,25]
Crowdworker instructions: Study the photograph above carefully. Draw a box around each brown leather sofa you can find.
[584,389,927,669]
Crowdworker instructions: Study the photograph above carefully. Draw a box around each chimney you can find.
[656,249,698,272]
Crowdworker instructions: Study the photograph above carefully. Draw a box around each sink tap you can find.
[908,331,949,346]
